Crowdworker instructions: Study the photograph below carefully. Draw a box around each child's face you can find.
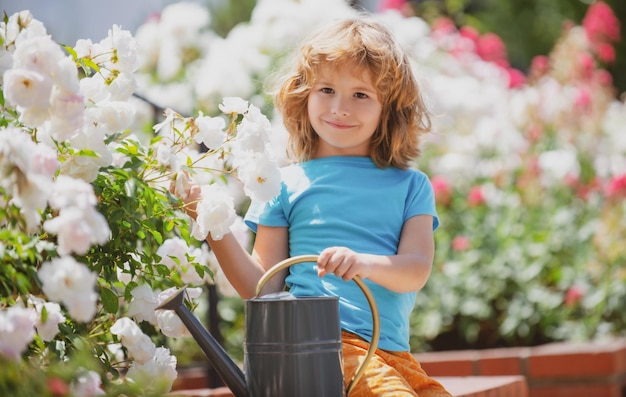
[307,63,382,158]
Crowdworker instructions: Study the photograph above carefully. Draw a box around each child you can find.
[176,16,451,397]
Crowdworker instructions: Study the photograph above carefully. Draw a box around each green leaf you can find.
[149,229,163,245]
[100,287,119,314]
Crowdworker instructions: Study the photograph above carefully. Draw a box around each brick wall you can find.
[417,338,626,397]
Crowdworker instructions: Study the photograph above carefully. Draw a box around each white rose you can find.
[0,306,37,360]
[38,257,98,322]
[3,68,52,108]
[218,96,248,114]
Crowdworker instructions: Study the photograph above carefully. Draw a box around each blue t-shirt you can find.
[244,156,439,351]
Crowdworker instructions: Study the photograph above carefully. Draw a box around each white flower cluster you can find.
[0,8,279,391]
[110,288,205,393]
[155,96,281,241]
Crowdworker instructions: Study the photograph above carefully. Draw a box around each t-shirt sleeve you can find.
[405,171,440,231]
[244,194,289,233]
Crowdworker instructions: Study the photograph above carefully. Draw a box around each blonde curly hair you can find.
[271,17,432,170]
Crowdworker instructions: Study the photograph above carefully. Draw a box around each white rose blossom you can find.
[194,112,226,149]
[235,153,281,202]
[126,347,177,394]
[537,147,581,187]
[232,104,273,154]
[0,306,37,360]
[192,183,237,241]
[38,257,99,322]
[127,284,160,325]
[69,370,105,397]
[218,96,249,114]
[29,297,66,342]
[110,317,156,364]
[3,68,53,109]
[43,176,110,255]
[4,34,84,140]
[0,126,58,231]
[156,237,206,285]
[155,287,203,338]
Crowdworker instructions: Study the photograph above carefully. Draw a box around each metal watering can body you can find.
[244,295,344,396]
[157,255,379,397]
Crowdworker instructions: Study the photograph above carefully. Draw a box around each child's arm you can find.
[316,215,434,293]
[172,182,289,299]
[205,225,289,299]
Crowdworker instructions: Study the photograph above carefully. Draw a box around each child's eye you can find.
[321,87,334,94]
[354,92,368,99]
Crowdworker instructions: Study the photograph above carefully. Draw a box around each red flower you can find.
[583,1,621,45]
[594,42,616,64]
[577,52,595,80]
[605,174,626,200]
[506,67,526,89]
[431,17,457,37]
[467,185,486,207]
[431,175,453,206]
[459,26,480,45]
[451,235,471,251]
[564,285,584,307]
[594,69,614,87]
[574,86,592,113]
[47,377,70,396]
[529,55,550,79]
[476,32,508,66]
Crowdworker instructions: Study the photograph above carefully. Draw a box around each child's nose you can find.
[331,97,350,116]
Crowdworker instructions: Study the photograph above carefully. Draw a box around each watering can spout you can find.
[157,288,249,397]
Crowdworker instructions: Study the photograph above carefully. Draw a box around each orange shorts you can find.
[342,331,452,397]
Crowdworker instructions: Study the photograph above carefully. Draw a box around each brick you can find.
[172,378,530,397]
[437,376,528,397]
[172,366,211,391]
[477,347,530,376]
[170,387,234,397]
[530,383,623,397]
[417,350,479,376]
[527,339,626,379]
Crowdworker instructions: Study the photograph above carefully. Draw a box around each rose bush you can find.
[1,0,625,395]
[412,0,626,350]
[0,7,281,396]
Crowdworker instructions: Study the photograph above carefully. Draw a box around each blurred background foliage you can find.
[410,0,626,95]
[208,0,625,92]
[207,0,257,37]
[194,0,626,359]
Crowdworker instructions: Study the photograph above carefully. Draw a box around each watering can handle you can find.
[254,254,380,396]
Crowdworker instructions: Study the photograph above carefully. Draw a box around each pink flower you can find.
[476,33,508,67]
[564,285,584,307]
[451,236,471,251]
[574,177,601,201]
[529,55,550,78]
[430,17,457,41]
[577,53,595,80]
[506,67,526,89]
[431,176,452,206]
[467,186,486,207]
[47,377,70,396]
[594,69,613,87]
[605,174,626,200]
[594,42,616,64]
[459,26,480,45]
[574,86,592,113]
[583,1,620,45]
[378,0,411,15]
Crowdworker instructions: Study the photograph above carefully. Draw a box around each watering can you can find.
[157,254,380,397]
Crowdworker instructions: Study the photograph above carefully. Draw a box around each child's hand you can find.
[317,247,370,281]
